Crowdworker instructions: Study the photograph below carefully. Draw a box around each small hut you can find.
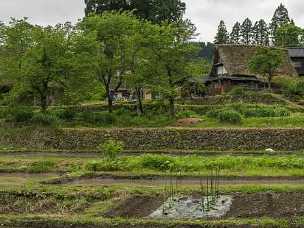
[205,45,298,95]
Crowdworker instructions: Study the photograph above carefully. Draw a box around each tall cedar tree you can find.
[240,18,253,45]
[230,22,241,44]
[253,19,269,46]
[84,0,186,24]
[214,20,229,44]
[270,3,290,41]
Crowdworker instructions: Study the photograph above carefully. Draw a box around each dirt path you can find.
[52,175,304,186]
[0,173,58,186]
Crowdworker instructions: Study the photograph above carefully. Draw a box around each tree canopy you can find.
[214,20,229,44]
[84,0,186,23]
[249,48,283,89]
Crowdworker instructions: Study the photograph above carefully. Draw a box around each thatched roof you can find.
[210,45,298,79]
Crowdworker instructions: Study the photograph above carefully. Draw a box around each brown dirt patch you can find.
[104,194,163,218]
[105,192,304,219]
[227,192,304,218]
[175,118,201,127]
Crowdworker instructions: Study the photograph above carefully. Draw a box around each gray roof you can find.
[288,48,304,58]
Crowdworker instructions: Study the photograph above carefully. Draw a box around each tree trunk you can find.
[40,93,48,112]
[106,87,113,113]
[268,75,272,90]
[135,87,144,116]
[169,96,175,117]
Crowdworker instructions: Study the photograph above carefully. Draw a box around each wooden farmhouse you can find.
[204,45,298,94]
[288,48,304,76]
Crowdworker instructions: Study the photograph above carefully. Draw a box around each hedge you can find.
[1,127,304,151]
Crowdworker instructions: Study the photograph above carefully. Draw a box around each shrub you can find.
[140,155,176,171]
[31,112,59,126]
[85,159,125,172]
[206,109,222,119]
[218,110,242,124]
[98,140,124,160]
[176,110,198,119]
[287,81,304,96]
[7,107,34,123]
[56,109,76,121]
[243,106,290,118]
[80,111,115,125]
[228,86,247,97]
[27,161,56,173]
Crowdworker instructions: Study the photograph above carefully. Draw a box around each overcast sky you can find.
[0,0,303,42]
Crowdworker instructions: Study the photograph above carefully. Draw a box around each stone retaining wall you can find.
[1,127,303,151]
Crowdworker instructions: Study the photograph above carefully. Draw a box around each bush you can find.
[243,106,290,118]
[176,110,198,119]
[228,86,248,97]
[218,110,242,124]
[31,112,59,126]
[85,159,125,172]
[80,111,115,125]
[287,81,304,96]
[98,140,124,160]
[140,155,176,171]
[274,76,304,97]
[56,109,76,121]
[206,109,222,119]
[7,107,34,123]
[27,161,56,173]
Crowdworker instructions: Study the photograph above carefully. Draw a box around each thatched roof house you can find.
[205,45,298,94]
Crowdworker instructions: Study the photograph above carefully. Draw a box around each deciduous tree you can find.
[274,22,303,47]
[84,0,186,23]
[249,48,283,89]
[79,12,141,113]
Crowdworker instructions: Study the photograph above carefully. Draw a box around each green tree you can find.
[1,20,78,111]
[252,19,269,46]
[84,0,186,23]
[150,0,186,23]
[248,48,283,89]
[274,22,303,47]
[230,22,241,44]
[79,12,142,113]
[270,3,290,40]
[0,18,34,84]
[84,0,129,16]
[240,18,253,45]
[214,20,229,44]
[147,21,198,116]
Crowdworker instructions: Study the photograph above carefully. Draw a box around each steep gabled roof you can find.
[210,45,298,79]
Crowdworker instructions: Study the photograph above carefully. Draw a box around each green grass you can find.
[0,215,299,228]
[2,154,304,177]
[195,114,304,128]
